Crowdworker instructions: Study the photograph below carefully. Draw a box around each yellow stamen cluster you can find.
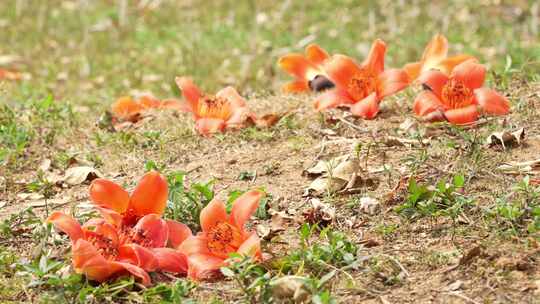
[196,95,232,120]
[207,222,241,255]
[347,69,378,101]
[441,78,474,109]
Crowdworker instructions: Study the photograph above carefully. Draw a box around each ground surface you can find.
[1,1,540,303]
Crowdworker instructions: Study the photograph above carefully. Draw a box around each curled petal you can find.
[134,214,169,248]
[111,96,144,120]
[403,61,422,81]
[305,44,329,65]
[227,107,255,127]
[324,55,363,89]
[47,212,83,242]
[421,34,448,69]
[474,88,510,116]
[160,98,192,112]
[110,261,151,286]
[130,171,168,217]
[175,77,202,113]
[414,91,443,116]
[195,118,226,136]
[437,54,477,75]
[230,190,263,232]
[378,68,410,99]
[282,80,310,93]
[350,93,380,119]
[178,235,211,256]
[362,39,386,74]
[444,105,479,125]
[95,206,123,227]
[314,88,354,111]
[216,86,247,109]
[152,248,188,274]
[166,220,193,249]
[200,199,228,233]
[89,179,130,214]
[278,54,312,79]
[138,95,161,109]
[72,239,117,282]
[237,233,262,260]
[186,253,225,281]
[82,220,119,247]
[418,70,449,98]
[118,244,159,272]
[451,60,486,90]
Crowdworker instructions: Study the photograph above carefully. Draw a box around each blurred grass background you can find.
[0,0,538,106]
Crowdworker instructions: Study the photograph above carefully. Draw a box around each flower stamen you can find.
[207,222,242,256]
[441,79,475,109]
[196,96,233,120]
[347,69,378,101]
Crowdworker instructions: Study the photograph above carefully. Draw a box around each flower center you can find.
[121,208,140,227]
[440,79,475,109]
[87,232,118,260]
[207,222,242,257]
[196,95,232,120]
[347,69,378,101]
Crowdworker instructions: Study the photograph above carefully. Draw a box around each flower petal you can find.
[111,96,144,120]
[350,93,379,119]
[95,207,124,227]
[278,54,312,79]
[134,214,169,248]
[362,39,386,74]
[444,105,479,125]
[152,248,188,274]
[305,44,329,65]
[437,54,477,75]
[378,68,410,99]
[227,107,255,127]
[195,118,226,136]
[166,220,193,249]
[237,233,262,260]
[71,239,118,282]
[186,253,224,281]
[421,34,448,69]
[200,199,228,233]
[216,86,247,109]
[82,219,119,247]
[178,235,211,256]
[418,70,449,98]
[474,88,510,115]
[324,54,363,89]
[230,190,263,232]
[175,77,202,113]
[313,88,354,111]
[129,171,168,217]
[159,98,192,112]
[451,60,486,90]
[47,212,84,242]
[138,95,161,109]
[118,244,159,272]
[89,179,130,214]
[282,80,310,93]
[110,261,151,286]
[403,61,422,81]
[413,91,443,116]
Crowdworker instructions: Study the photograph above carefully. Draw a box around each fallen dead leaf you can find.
[270,276,310,303]
[358,197,380,215]
[487,127,525,149]
[497,159,540,175]
[63,166,102,185]
[302,198,335,226]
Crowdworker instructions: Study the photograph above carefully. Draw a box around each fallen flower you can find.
[111,94,184,122]
[176,77,265,136]
[414,59,510,124]
[178,190,264,280]
[403,34,476,81]
[278,44,334,93]
[47,212,189,285]
[0,68,22,80]
[314,39,409,119]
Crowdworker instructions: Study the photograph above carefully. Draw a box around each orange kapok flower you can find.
[278,44,334,93]
[111,95,184,121]
[177,190,264,280]
[413,60,510,125]
[0,68,22,80]
[403,34,476,81]
[314,39,410,119]
[47,212,190,285]
[175,77,256,136]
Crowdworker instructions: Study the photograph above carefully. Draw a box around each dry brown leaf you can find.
[304,177,347,196]
[270,276,310,303]
[302,198,335,225]
[63,166,102,185]
[255,113,283,128]
[497,159,540,175]
[486,127,525,149]
[358,197,380,215]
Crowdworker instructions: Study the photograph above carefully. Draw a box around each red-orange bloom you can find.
[314,39,410,119]
[111,94,184,121]
[47,212,190,285]
[278,44,334,93]
[178,190,264,280]
[0,68,22,80]
[414,60,510,125]
[403,34,476,81]
[175,77,256,136]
